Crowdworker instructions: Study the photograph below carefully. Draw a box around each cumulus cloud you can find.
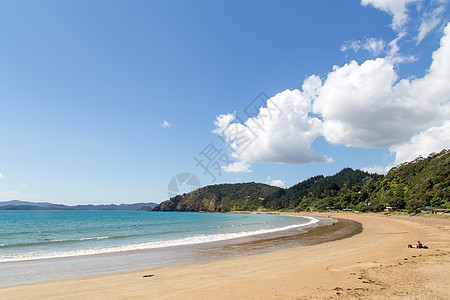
[158,120,171,128]
[221,160,252,173]
[314,59,402,147]
[0,173,4,180]
[363,121,450,173]
[213,87,329,165]
[361,0,418,32]
[213,2,450,170]
[213,22,450,168]
[212,113,235,132]
[389,120,450,165]
[314,23,450,148]
[265,176,286,188]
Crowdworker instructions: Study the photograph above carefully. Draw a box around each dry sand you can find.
[1,212,449,299]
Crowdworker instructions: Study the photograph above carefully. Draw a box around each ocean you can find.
[0,211,325,286]
[0,210,318,262]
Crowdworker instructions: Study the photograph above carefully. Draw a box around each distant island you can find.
[152,149,449,213]
[0,200,158,211]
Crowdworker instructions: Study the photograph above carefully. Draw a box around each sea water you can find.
[0,211,316,263]
[0,211,324,286]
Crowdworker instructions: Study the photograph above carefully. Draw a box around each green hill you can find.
[369,149,450,212]
[152,182,281,212]
[262,168,382,211]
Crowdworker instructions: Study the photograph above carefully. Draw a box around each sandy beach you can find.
[1,212,449,299]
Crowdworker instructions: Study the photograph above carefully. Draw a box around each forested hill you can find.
[152,170,381,212]
[369,149,450,212]
[262,168,383,211]
[153,149,449,213]
[152,182,282,212]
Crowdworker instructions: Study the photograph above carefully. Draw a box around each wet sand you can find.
[1,212,449,299]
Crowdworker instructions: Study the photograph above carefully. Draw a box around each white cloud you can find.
[361,0,418,32]
[366,120,450,172]
[265,176,286,188]
[213,5,450,170]
[0,173,4,180]
[362,0,448,47]
[362,165,390,174]
[385,32,417,63]
[342,37,386,56]
[314,23,450,148]
[21,183,27,187]
[213,87,329,164]
[363,37,386,55]
[221,160,252,173]
[341,40,363,53]
[213,23,450,166]
[314,58,404,147]
[389,120,450,165]
[158,120,171,128]
[417,6,446,43]
[212,113,236,135]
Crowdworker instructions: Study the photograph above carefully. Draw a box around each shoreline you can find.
[0,214,359,287]
[0,213,321,264]
[1,212,449,299]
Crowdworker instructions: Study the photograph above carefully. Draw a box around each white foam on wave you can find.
[0,216,319,263]
[79,237,110,241]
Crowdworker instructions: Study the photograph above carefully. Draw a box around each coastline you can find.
[1,212,449,299]
[0,214,357,287]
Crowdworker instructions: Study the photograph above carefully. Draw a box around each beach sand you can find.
[1,213,449,299]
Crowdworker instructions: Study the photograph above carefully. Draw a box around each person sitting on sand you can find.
[408,241,428,249]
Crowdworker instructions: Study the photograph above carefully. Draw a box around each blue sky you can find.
[0,0,449,205]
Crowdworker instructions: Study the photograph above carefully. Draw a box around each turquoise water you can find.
[0,211,317,262]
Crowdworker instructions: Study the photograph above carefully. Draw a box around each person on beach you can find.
[408,241,428,248]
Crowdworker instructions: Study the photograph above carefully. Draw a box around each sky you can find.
[0,0,449,205]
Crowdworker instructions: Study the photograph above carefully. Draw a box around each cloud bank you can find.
[214,1,450,173]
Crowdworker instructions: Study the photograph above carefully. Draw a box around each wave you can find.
[79,236,110,241]
[0,236,119,249]
[0,216,319,262]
